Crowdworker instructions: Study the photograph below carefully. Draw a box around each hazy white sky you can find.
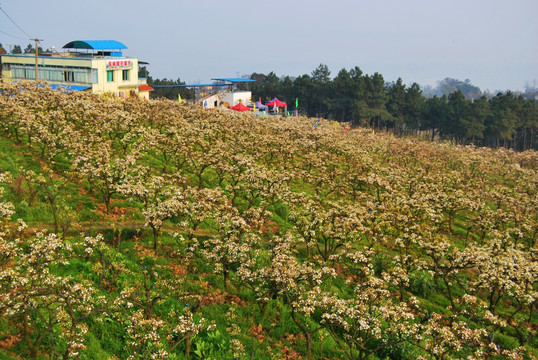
[1,0,537,91]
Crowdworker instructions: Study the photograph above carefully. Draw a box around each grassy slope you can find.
[0,85,536,359]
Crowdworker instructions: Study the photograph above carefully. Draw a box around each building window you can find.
[8,63,92,83]
[122,69,129,81]
[90,69,98,83]
[64,71,74,82]
[107,70,114,82]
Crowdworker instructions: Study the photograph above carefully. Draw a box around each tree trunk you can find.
[152,225,159,251]
[291,307,313,360]
[23,310,38,359]
[223,266,230,292]
[50,199,59,234]
[104,193,111,214]
[186,335,191,357]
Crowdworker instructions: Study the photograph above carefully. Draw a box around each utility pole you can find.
[30,38,43,81]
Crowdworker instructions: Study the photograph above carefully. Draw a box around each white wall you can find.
[91,58,138,96]
[221,91,252,106]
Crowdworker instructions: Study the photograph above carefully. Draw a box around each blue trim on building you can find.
[1,54,95,61]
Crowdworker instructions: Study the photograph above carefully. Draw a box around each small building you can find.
[197,90,252,109]
[220,91,252,107]
[196,78,254,108]
[138,78,154,100]
[0,40,140,97]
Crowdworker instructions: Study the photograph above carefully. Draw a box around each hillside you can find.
[0,82,537,359]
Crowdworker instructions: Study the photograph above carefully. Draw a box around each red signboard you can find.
[106,60,133,69]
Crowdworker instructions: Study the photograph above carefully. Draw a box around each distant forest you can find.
[241,65,537,151]
[145,64,537,151]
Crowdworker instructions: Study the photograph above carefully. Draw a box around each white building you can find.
[199,78,255,108]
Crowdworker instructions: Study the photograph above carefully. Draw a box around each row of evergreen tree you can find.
[0,42,46,55]
[241,65,537,151]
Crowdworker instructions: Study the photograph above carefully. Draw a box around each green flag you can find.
[178,92,182,103]
[295,98,298,108]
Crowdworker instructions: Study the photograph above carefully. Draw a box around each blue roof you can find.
[62,40,127,50]
[212,78,255,83]
[152,84,217,88]
[50,84,92,92]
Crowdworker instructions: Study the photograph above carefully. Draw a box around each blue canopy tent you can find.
[249,101,268,110]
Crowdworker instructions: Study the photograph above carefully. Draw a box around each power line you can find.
[0,4,31,38]
[0,28,27,40]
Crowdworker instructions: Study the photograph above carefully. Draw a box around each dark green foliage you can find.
[192,329,229,359]
[85,319,126,356]
[11,44,22,54]
[80,333,112,360]
[373,253,389,277]
[272,201,288,221]
[408,274,435,298]
[245,66,537,150]
[149,77,192,101]
[371,335,419,360]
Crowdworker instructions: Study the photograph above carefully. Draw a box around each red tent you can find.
[231,102,251,111]
[266,98,287,107]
